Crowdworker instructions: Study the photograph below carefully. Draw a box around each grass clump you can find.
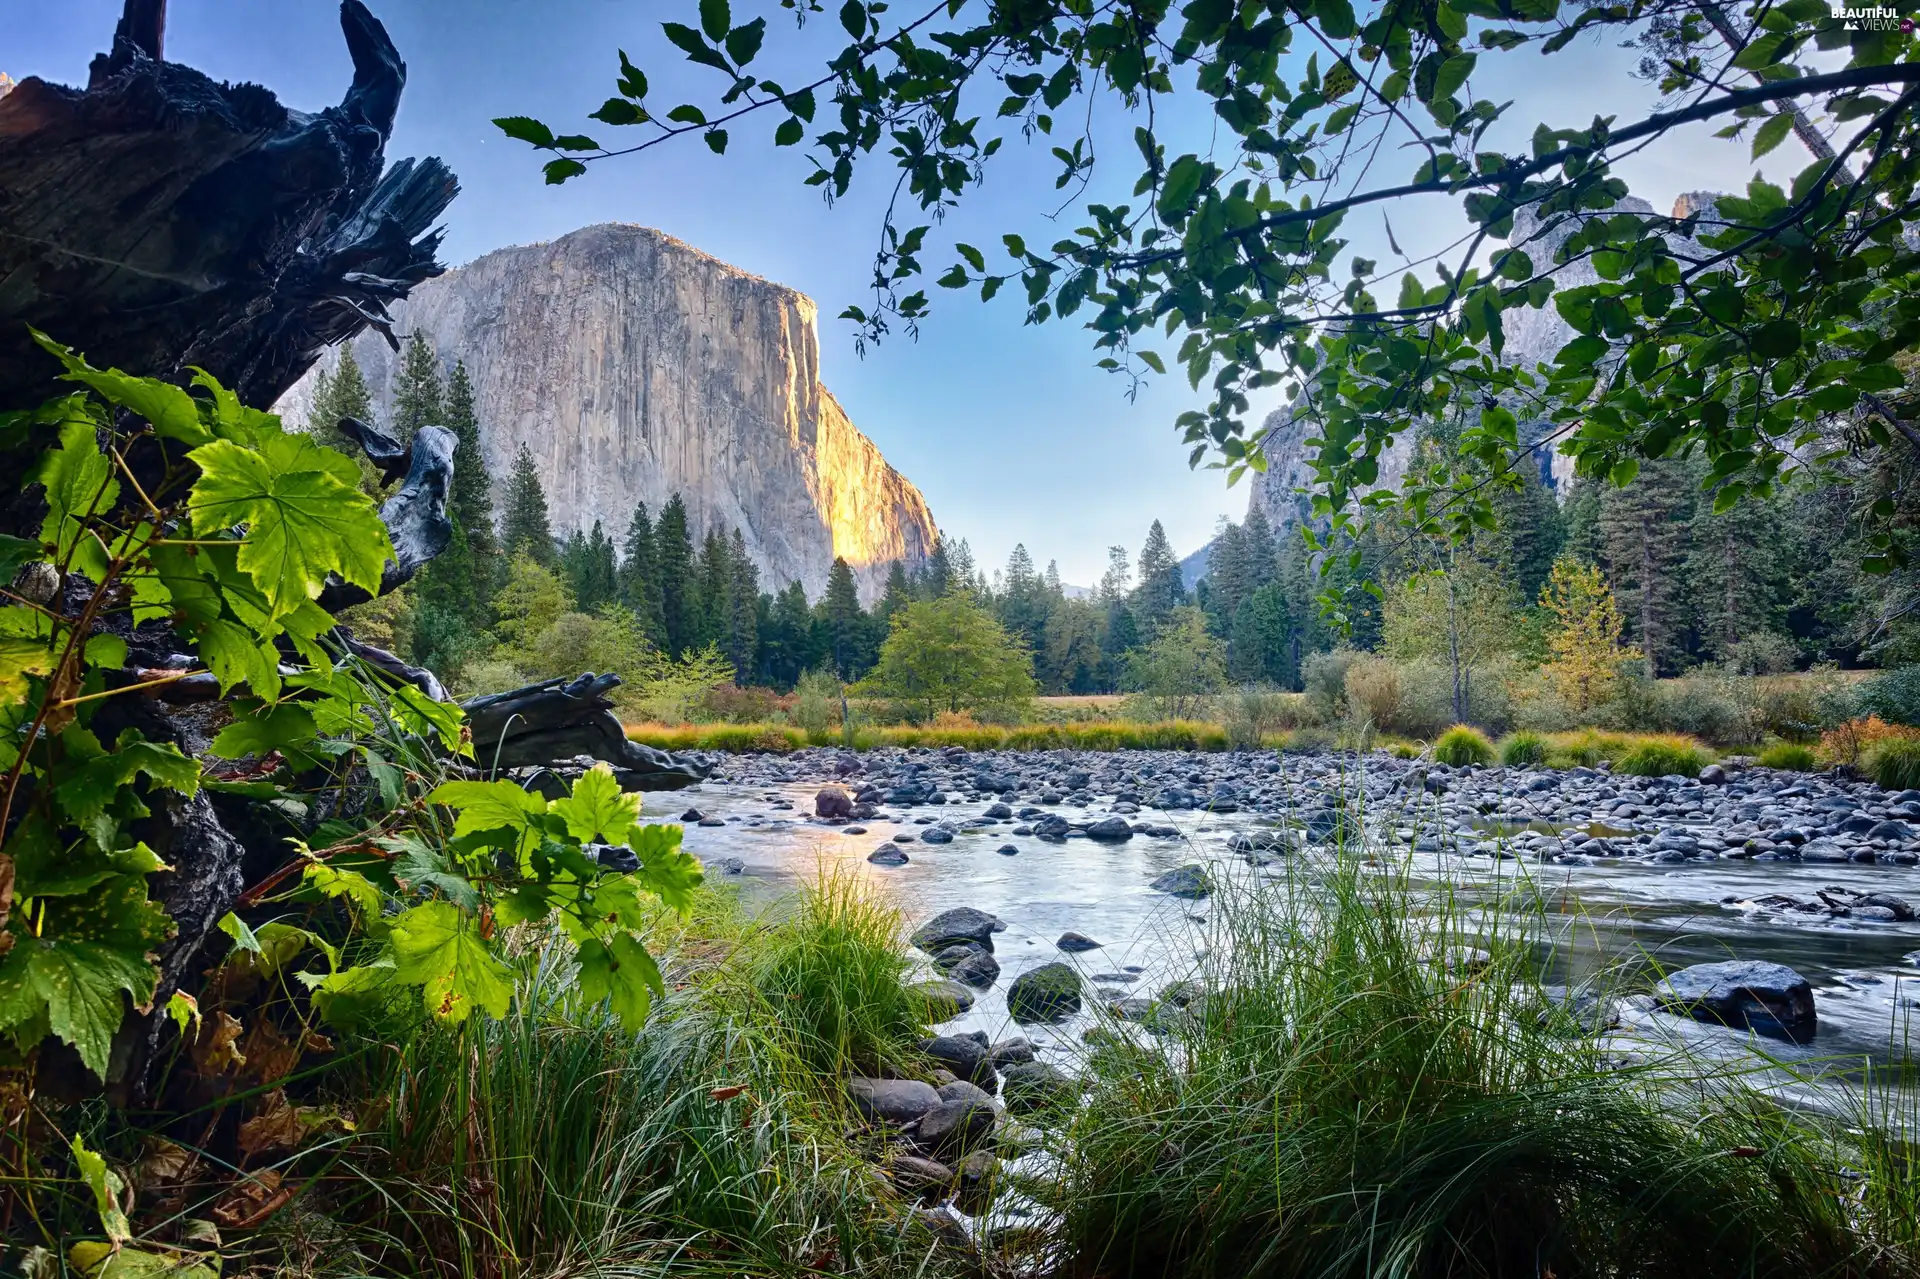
[1049,858,1898,1279]
[1865,735,1920,790]
[1614,736,1707,777]
[1757,741,1818,771]
[331,880,955,1278]
[1500,730,1549,767]
[1433,724,1494,766]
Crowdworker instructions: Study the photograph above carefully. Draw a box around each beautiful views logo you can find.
[1829,0,1914,28]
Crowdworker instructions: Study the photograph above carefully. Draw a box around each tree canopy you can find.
[500,0,1920,580]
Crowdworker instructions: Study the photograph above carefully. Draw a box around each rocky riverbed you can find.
[642,744,1920,1225]
[658,744,1920,1071]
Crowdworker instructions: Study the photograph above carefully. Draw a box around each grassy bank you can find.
[624,717,1720,767]
[1047,856,1920,1279]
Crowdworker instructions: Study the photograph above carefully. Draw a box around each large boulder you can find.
[1000,1060,1077,1114]
[1085,816,1133,842]
[911,979,975,1021]
[912,907,1007,954]
[923,1034,999,1089]
[1653,960,1817,1042]
[1007,962,1084,1023]
[816,786,854,819]
[916,1097,997,1158]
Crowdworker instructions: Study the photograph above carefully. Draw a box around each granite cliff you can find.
[276,223,937,600]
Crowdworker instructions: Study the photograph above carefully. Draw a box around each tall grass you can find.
[327,879,957,1278]
[625,718,1241,752]
[1047,854,1904,1279]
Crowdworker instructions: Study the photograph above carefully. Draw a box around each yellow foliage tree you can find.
[1538,557,1639,713]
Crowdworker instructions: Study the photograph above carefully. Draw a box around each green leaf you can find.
[0,939,156,1079]
[1556,334,1610,368]
[186,439,391,624]
[388,901,515,1022]
[71,1134,132,1245]
[576,933,663,1030]
[428,779,549,846]
[663,22,733,74]
[630,823,703,912]
[552,134,600,152]
[36,416,119,582]
[304,862,383,924]
[725,17,765,66]
[591,97,647,126]
[551,764,642,846]
[1752,318,1801,359]
[545,158,589,185]
[1751,112,1793,159]
[0,534,39,582]
[774,117,805,146]
[700,0,731,41]
[668,103,709,125]
[195,618,281,699]
[210,703,320,767]
[219,912,262,953]
[840,0,866,36]
[30,332,212,447]
[1158,155,1205,220]
[704,129,729,154]
[1430,53,1476,103]
[494,116,557,148]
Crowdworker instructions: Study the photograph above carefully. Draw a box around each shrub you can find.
[1613,738,1706,778]
[1343,654,1405,735]
[456,657,531,700]
[1757,742,1818,772]
[1223,683,1297,748]
[1818,716,1920,767]
[1302,648,1356,723]
[698,683,789,724]
[1865,737,1920,791]
[1500,731,1549,767]
[1857,665,1920,727]
[1433,725,1494,767]
[792,667,839,742]
[1758,664,1858,742]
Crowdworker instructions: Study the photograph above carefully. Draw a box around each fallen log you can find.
[462,673,709,791]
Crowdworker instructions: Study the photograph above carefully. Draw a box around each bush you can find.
[697,683,790,724]
[456,657,531,700]
[1865,737,1920,791]
[1433,724,1494,767]
[1223,684,1297,748]
[1613,738,1707,778]
[1343,654,1404,735]
[792,667,840,742]
[1818,716,1920,767]
[1500,731,1549,767]
[1757,742,1818,772]
[1302,648,1356,724]
[1758,665,1858,742]
[1857,666,1920,727]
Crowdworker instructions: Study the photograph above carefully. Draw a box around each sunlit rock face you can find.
[277,223,937,600]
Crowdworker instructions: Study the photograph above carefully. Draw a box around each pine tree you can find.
[411,359,499,629]
[921,538,954,599]
[500,444,555,566]
[574,520,617,612]
[765,581,814,688]
[696,528,732,652]
[879,561,914,625]
[1687,487,1788,663]
[821,557,867,678]
[996,544,1050,653]
[619,503,668,646]
[560,527,591,606]
[1135,520,1185,631]
[391,331,445,440]
[1487,465,1566,605]
[1101,601,1141,691]
[1230,583,1294,685]
[444,362,497,555]
[1097,545,1132,603]
[306,346,374,453]
[726,529,760,679]
[656,496,697,655]
[1599,459,1692,675]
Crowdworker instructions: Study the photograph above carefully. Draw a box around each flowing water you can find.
[664,773,1920,1085]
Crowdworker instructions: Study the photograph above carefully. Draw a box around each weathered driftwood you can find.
[463,674,709,790]
[318,420,456,611]
[0,0,457,409]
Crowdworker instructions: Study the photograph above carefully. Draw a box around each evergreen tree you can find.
[391,331,445,440]
[764,581,814,688]
[582,521,619,611]
[1230,583,1295,686]
[921,537,954,599]
[560,528,591,606]
[1687,487,1789,663]
[1100,601,1141,692]
[443,361,498,591]
[500,444,556,566]
[1043,598,1105,693]
[1485,464,1566,606]
[879,560,914,625]
[821,557,867,678]
[656,496,698,654]
[1204,518,1251,630]
[696,528,732,651]
[619,503,668,647]
[1134,520,1185,630]
[1097,545,1132,603]
[996,544,1050,654]
[306,346,374,454]
[725,529,760,678]
[1599,460,1692,675]
[1559,478,1605,566]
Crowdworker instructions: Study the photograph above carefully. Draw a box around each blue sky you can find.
[10,1,1796,585]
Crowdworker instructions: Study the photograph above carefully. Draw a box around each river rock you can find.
[920,826,955,844]
[923,1034,998,1089]
[1056,931,1102,952]
[1085,815,1133,842]
[848,1077,941,1124]
[816,786,853,819]
[1000,1060,1077,1114]
[912,907,1006,954]
[1149,864,1212,898]
[1007,962,1083,1023]
[911,979,975,1020]
[1653,960,1817,1041]
[917,1098,997,1157]
[868,843,909,866]
[884,1154,953,1197]
[949,949,1001,989]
